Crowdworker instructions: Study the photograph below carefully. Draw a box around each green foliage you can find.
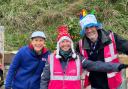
[66,17,81,42]
[0,0,128,51]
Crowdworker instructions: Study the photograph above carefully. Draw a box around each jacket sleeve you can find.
[40,61,50,89]
[82,59,120,72]
[5,50,22,88]
[114,33,128,55]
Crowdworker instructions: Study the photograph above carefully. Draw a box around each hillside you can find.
[0,0,128,51]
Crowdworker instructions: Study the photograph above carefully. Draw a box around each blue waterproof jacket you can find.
[5,46,50,89]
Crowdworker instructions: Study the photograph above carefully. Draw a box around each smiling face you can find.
[59,39,71,52]
[31,37,45,52]
[85,26,98,43]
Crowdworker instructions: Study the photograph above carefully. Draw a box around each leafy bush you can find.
[0,0,128,51]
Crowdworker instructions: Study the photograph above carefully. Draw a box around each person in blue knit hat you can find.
[5,31,50,89]
[40,25,128,89]
[76,10,128,89]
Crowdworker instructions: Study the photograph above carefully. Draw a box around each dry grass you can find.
[0,0,128,50]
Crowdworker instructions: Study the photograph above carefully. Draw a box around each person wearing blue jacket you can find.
[5,31,50,89]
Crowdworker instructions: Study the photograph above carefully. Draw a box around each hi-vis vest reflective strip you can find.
[79,32,119,78]
[49,54,81,80]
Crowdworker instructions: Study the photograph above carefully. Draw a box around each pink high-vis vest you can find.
[79,32,122,89]
[48,54,81,89]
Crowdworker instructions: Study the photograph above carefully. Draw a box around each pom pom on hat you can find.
[56,25,76,59]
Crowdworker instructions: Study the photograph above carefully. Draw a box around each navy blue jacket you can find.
[5,46,50,89]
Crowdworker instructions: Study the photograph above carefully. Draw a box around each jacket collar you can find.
[82,29,111,50]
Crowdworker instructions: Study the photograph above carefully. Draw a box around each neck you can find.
[59,49,72,60]
[91,38,98,43]
[36,50,42,54]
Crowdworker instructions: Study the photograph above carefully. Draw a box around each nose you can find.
[63,41,67,45]
[36,40,40,44]
[36,40,42,45]
[86,28,92,33]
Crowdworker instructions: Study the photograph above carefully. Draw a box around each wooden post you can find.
[0,26,4,71]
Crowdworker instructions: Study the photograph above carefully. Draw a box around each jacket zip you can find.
[63,58,70,89]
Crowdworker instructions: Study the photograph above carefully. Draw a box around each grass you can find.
[0,0,128,51]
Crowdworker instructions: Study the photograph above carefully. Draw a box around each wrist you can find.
[118,64,124,71]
